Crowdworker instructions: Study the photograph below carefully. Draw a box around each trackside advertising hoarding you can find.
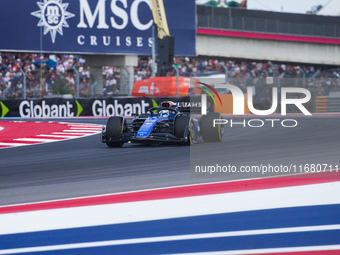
[0,0,196,55]
[0,97,196,117]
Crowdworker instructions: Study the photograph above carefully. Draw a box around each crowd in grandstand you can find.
[0,52,339,99]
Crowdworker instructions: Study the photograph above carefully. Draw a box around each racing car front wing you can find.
[101,127,189,144]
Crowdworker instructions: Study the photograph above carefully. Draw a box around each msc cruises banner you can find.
[0,0,196,55]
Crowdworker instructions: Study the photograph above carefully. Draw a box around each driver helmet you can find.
[160,101,174,108]
[159,109,170,117]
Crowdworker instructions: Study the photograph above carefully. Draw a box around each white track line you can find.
[52,132,85,136]
[66,124,102,127]
[68,129,102,132]
[36,135,77,138]
[62,130,100,133]
[69,127,102,130]
[52,132,84,137]
[2,225,340,254]
[14,138,60,142]
[0,142,30,146]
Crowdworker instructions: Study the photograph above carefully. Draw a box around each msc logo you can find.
[31,0,75,43]
[46,4,62,25]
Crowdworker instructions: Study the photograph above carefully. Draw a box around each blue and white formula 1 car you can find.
[101,101,224,147]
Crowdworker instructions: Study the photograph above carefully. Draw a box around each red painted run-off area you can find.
[0,121,68,142]
[0,121,102,148]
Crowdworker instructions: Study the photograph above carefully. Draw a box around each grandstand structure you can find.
[1,2,340,99]
[196,5,340,65]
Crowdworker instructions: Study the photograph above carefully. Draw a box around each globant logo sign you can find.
[199,82,312,128]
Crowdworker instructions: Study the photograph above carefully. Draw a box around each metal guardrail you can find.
[122,66,130,96]
[315,97,340,112]
[172,64,180,97]
[195,75,340,113]
[20,69,27,100]
[73,66,80,98]
[90,82,98,98]
[2,84,10,100]
[327,97,340,112]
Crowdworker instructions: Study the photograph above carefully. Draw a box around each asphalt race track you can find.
[0,115,339,206]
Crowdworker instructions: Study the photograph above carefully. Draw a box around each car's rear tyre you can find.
[174,115,194,145]
[200,112,224,142]
[106,116,124,148]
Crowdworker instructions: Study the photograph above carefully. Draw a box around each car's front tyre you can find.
[106,116,125,148]
[174,115,194,145]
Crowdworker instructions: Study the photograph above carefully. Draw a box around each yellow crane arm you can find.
[150,0,170,39]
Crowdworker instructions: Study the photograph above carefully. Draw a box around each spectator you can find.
[1,52,339,98]
[79,78,90,97]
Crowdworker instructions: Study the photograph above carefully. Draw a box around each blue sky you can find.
[196,0,331,14]
[247,0,330,14]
